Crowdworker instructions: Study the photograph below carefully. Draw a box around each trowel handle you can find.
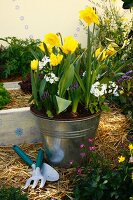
[12,145,34,167]
[36,149,44,168]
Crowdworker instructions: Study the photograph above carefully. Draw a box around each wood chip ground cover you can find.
[0,107,130,200]
[3,90,31,109]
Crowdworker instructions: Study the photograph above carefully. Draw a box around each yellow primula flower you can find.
[129,144,133,151]
[79,7,99,26]
[31,59,39,71]
[119,90,124,95]
[62,36,78,54]
[106,44,117,56]
[50,53,63,66]
[118,156,125,163]
[44,33,60,47]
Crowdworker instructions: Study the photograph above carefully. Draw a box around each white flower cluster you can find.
[108,81,119,96]
[90,81,118,98]
[44,72,59,84]
[39,56,50,70]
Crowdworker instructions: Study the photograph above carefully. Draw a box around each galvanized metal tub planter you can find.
[31,107,101,167]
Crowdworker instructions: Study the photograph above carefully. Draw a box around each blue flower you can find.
[15,128,23,136]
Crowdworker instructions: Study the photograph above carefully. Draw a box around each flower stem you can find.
[86,27,92,108]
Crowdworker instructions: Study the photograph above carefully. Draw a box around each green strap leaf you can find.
[39,79,46,99]
[59,63,74,97]
[114,58,133,73]
[74,70,85,93]
[31,70,38,106]
[55,96,71,114]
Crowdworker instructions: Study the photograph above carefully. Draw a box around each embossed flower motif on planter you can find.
[15,128,23,136]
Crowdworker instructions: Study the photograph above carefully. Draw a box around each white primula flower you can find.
[54,77,59,81]
[39,56,50,70]
[108,81,118,95]
[44,72,59,84]
[108,89,112,93]
[42,55,50,65]
[39,61,44,70]
[82,71,86,77]
[91,81,118,98]
[49,78,54,84]
[90,82,107,97]
[101,84,107,94]
[45,76,50,82]
[51,72,56,78]
[94,81,100,87]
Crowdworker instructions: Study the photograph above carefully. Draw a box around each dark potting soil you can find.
[30,104,97,121]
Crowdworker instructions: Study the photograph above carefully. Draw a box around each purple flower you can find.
[77,167,82,175]
[69,160,74,165]
[80,144,85,148]
[122,75,132,80]
[42,91,50,100]
[70,82,79,90]
[89,146,96,151]
[117,78,123,83]
[126,70,133,76]
[88,138,94,143]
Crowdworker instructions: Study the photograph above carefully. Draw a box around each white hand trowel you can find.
[12,145,59,183]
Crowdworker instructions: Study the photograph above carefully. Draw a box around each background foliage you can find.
[0,37,40,79]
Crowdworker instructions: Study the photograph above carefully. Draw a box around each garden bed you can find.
[0,107,130,199]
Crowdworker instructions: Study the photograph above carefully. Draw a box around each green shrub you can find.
[0,186,28,200]
[0,83,11,109]
[70,140,133,200]
[0,37,41,79]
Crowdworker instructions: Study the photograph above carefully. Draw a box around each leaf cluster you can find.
[0,83,11,109]
[0,186,28,200]
[122,0,133,9]
[0,37,41,79]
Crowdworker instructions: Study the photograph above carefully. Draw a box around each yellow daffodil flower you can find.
[118,156,125,163]
[79,7,99,26]
[62,36,78,54]
[129,144,133,151]
[50,53,63,66]
[101,51,108,61]
[106,44,117,56]
[31,59,39,71]
[44,33,60,47]
[95,47,102,57]
[39,42,53,53]
[95,47,108,61]
[39,42,45,52]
